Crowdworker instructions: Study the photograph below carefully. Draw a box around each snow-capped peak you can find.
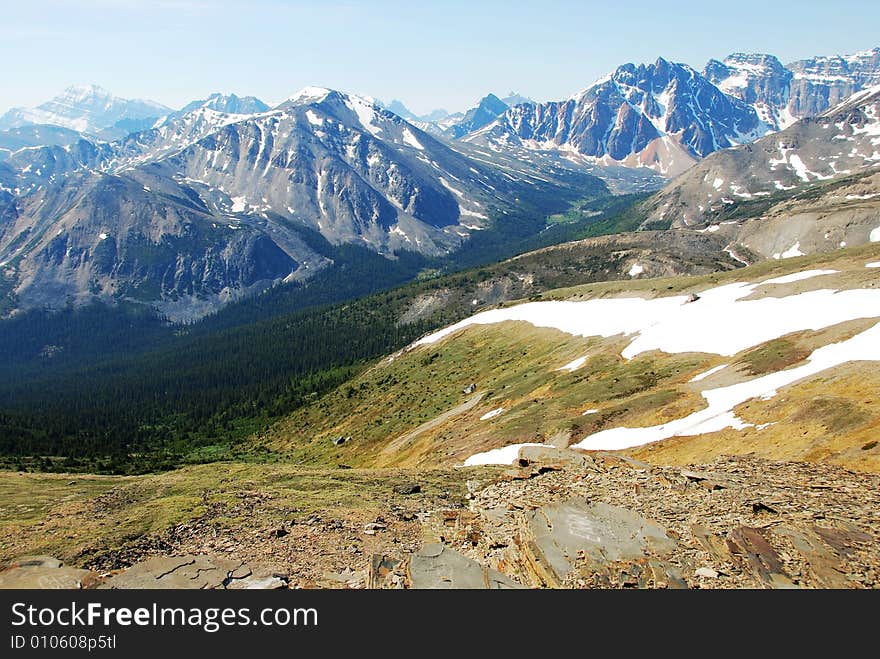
[287,86,333,104]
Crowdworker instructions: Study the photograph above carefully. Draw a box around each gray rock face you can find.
[468,58,765,176]
[99,555,287,589]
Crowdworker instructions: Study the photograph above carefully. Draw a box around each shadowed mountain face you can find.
[0,88,605,321]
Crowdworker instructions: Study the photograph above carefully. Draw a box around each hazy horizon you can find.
[2,0,879,116]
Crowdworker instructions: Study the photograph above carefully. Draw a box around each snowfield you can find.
[421,266,880,466]
[416,269,863,360]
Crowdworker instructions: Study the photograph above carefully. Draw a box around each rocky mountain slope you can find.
[451,48,878,178]
[0,88,605,320]
[705,48,880,131]
[0,84,170,135]
[464,58,767,177]
[640,86,880,259]
[0,125,84,161]
[2,436,878,589]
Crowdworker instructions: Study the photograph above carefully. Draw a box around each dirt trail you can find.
[381,392,485,456]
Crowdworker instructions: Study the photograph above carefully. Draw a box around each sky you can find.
[1,0,879,115]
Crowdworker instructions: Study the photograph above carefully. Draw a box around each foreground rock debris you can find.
[1,454,878,589]
[0,554,288,590]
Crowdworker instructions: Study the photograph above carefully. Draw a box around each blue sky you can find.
[2,0,878,115]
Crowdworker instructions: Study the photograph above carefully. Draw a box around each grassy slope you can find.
[0,463,487,566]
[266,242,880,473]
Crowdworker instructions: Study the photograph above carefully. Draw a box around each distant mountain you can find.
[419,108,450,122]
[464,58,766,176]
[0,84,171,135]
[381,99,419,121]
[379,99,451,124]
[501,92,535,107]
[641,85,880,259]
[0,125,84,161]
[177,93,269,116]
[706,47,880,130]
[0,87,602,320]
[443,93,510,139]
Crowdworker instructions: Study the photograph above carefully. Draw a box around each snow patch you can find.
[463,443,546,467]
[557,356,588,373]
[573,321,880,451]
[628,263,644,277]
[346,96,383,137]
[479,408,506,421]
[415,276,880,361]
[402,128,424,150]
[773,242,804,260]
[689,364,728,383]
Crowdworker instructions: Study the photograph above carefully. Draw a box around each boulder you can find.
[408,543,522,589]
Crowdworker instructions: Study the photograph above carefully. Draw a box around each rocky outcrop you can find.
[404,453,880,589]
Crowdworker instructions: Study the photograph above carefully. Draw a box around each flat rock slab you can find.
[527,498,677,584]
[0,566,100,589]
[98,555,289,590]
[409,543,522,589]
[2,555,63,570]
[517,446,589,469]
[100,555,241,589]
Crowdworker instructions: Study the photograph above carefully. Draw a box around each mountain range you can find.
[1,46,878,321]
[466,48,880,176]
[2,41,880,592]
[0,87,598,320]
